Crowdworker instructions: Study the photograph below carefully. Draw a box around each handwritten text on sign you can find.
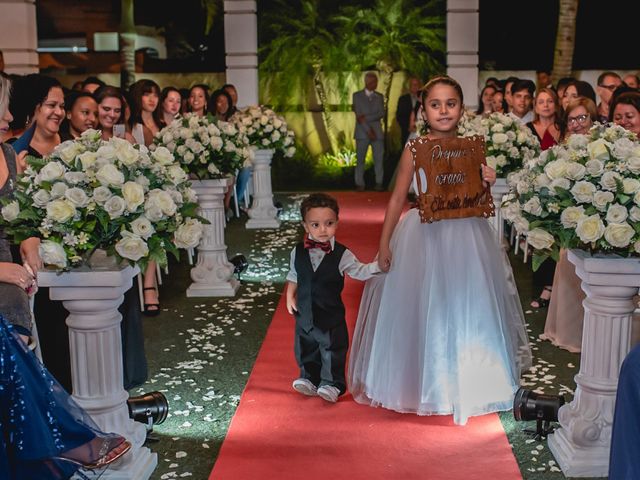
[411,136,495,223]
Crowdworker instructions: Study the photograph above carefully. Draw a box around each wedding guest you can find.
[208,89,233,122]
[492,90,507,114]
[129,79,164,146]
[187,84,209,117]
[596,71,622,123]
[59,91,98,141]
[556,76,576,103]
[81,76,106,94]
[623,73,640,89]
[560,80,597,111]
[396,76,421,145]
[536,70,552,90]
[222,83,239,116]
[508,79,535,124]
[503,76,519,112]
[161,86,182,125]
[352,72,384,191]
[70,80,83,92]
[610,90,640,137]
[527,88,560,150]
[485,77,500,89]
[476,84,497,115]
[94,86,134,142]
[541,98,597,352]
[6,74,38,142]
[179,88,190,114]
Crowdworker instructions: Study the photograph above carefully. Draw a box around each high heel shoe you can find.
[55,434,131,470]
[143,287,160,317]
[531,286,552,309]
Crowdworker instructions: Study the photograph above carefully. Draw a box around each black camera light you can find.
[230,254,249,280]
[513,387,565,440]
[127,391,169,432]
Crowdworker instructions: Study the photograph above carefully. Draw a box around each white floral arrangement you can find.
[153,113,251,179]
[501,123,640,269]
[458,112,540,177]
[0,129,203,271]
[235,105,296,158]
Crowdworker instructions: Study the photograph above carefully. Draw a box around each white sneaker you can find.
[292,378,317,396]
[317,385,340,403]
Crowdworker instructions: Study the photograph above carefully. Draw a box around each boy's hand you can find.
[286,296,298,315]
[286,281,298,315]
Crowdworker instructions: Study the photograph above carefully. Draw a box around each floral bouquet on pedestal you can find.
[153,113,251,179]
[0,129,203,271]
[458,112,540,177]
[501,123,640,269]
[235,105,296,158]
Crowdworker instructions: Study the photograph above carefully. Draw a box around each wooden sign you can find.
[410,136,494,223]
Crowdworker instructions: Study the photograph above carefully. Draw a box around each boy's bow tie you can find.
[304,238,332,254]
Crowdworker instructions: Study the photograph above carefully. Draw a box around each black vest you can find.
[294,241,347,331]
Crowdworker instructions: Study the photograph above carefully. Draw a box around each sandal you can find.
[143,287,160,317]
[531,287,552,309]
[56,434,131,470]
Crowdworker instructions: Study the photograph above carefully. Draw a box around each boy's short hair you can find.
[300,193,339,220]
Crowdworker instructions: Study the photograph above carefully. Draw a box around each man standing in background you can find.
[352,72,384,191]
[396,76,421,146]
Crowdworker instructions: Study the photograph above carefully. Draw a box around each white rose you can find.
[604,222,635,248]
[64,172,86,185]
[183,187,197,203]
[78,151,98,170]
[121,181,145,212]
[112,138,140,166]
[32,189,51,207]
[152,146,175,165]
[513,215,530,233]
[92,186,113,204]
[39,240,68,269]
[174,218,203,249]
[115,231,149,262]
[130,216,155,239]
[491,123,504,133]
[526,228,555,250]
[46,199,76,222]
[534,173,551,191]
[567,134,589,150]
[183,151,195,164]
[285,146,296,158]
[95,144,117,163]
[516,180,531,195]
[64,187,90,207]
[606,203,629,224]
[96,164,125,187]
[560,206,586,228]
[491,132,508,145]
[208,163,220,175]
[593,191,615,211]
[629,206,640,222]
[623,178,640,194]
[587,138,610,161]
[38,161,66,183]
[626,156,640,174]
[600,171,622,191]
[544,159,568,180]
[550,178,571,194]
[50,182,68,199]
[565,162,586,181]
[167,164,188,185]
[103,195,126,219]
[152,190,177,216]
[486,156,497,170]
[523,196,543,216]
[1,200,19,222]
[135,175,150,189]
[576,214,606,243]
[145,203,164,222]
[570,181,596,203]
[162,132,174,144]
[495,154,507,167]
[56,141,85,165]
[613,137,636,159]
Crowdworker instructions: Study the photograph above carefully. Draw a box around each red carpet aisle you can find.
[210,192,522,480]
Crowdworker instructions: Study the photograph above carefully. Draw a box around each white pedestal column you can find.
[547,250,640,477]
[446,0,479,111]
[490,178,509,243]
[187,177,240,297]
[38,266,157,480]
[223,0,258,107]
[0,0,39,74]
[246,149,281,229]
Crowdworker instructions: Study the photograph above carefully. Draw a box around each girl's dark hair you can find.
[93,85,126,124]
[208,89,233,121]
[564,80,597,104]
[300,193,339,220]
[187,84,210,114]
[609,91,640,122]
[421,76,464,105]
[476,85,497,115]
[128,79,163,129]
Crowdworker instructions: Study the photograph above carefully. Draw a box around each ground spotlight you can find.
[230,254,249,280]
[127,391,169,432]
[513,387,565,439]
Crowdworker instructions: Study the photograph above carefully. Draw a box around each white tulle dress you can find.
[348,204,532,425]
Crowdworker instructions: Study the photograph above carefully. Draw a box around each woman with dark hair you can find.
[491,90,507,114]
[476,84,496,115]
[129,79,163,146]
[208,89,233,121]
[610,91,640,136]
[93,86,134,142]
[561,80,597,111]
[187,84,209,117]
[59,91,98,141]
[160,86,182,125]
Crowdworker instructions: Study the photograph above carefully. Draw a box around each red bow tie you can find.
[304,237,332,254]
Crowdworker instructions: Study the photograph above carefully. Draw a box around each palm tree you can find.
[119,0,136,89]
[335,0,445,148]
[260,0,344,153]
[551,0,580,84]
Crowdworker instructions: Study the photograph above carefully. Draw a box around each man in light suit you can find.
[353,72,385,191]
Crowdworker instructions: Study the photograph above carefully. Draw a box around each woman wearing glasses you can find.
[540,97,597,352]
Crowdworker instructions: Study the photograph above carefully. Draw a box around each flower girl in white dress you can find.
[348,76,532,425]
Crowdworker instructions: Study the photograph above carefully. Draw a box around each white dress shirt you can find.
[287,236,381,283]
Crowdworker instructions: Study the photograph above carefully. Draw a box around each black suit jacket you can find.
[396,93,416,145]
